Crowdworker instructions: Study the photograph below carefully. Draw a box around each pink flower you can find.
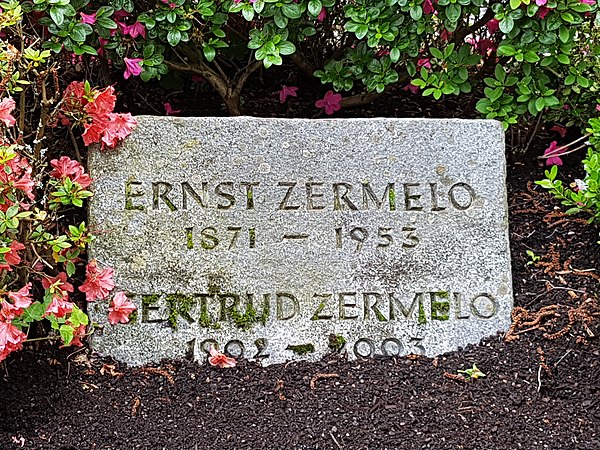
[596,104,600,111]
[486,19,500,34]
[417,58,431,69]
[45,297,73,318]
[108,292,137,325]
[50,156,92,187]
[0,321,27,362]
[279,85,299,103]
[0,97,16,127]
[317,7,327,22]
[544,141,564,166]
[403,83,420,94]
[208,345,237,368]
[537,6,551,18]
[7,283,32,311]
[423,0,436,15]
[123,22,146,39]
[79,260,115,302]
[549,124,567,138]
[536,0,547,5]
[68,324,86,347]
[50,156,82,178]
[580,0,595,4]
[80,12,96,25]
[315,90,342,115]
[123,58,143,79]
[164,102,181,115]
[101,113,137,148]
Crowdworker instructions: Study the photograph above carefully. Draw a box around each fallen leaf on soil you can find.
[100,364,123,377]
[443,372,468,383]
[274,379,286,400]
[135,367,175,384]
[310,373,340,389]
[131,396,141,417]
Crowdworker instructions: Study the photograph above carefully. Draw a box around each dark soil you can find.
[1,78,600,449]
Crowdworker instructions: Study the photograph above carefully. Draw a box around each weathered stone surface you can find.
[88,116,512,366]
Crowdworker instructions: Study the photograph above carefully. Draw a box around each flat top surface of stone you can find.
[89,117,512,366]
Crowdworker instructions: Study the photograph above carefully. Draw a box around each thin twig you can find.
[537,133,591,159]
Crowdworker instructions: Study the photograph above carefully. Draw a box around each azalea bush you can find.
[0,4,136,363]
[19,0,599,130]
[537,118,600,241]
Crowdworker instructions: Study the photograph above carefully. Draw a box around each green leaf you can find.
[167,29,181,46]
[494,64,506,83]
[509,0,521,9]
[66,261,76,277]
[499,17,514,34]
[390,48,400,63]
[49,6,64,26]
[355,24,368,40]
[278,41,296,55]
[430,47,444,59]
[203,45,216,62]
[60,324,74,346]
[445,3,461,22]
[535,97,545,112]
[281,3,302,19]
[96,17,117,29]
[559,27,570,44]
[410,5,422,20]
[556,54,570,64]
[308,0,322,16]
[242,4,254,21]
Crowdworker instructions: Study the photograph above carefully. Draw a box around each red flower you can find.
[123,58,143,79]
[42,272,74,301]
[50,156,81,179]
[85,86,116,119]
[45,297,74,318]
[549,124,567,138]
[543,141,565,166]
[0,241,25,271]
[315,91,342,115]
[208,345,237,368]
[79,260,115,302]
[108,292,136,324]
[279,85,299,103]
[82,120,106,146]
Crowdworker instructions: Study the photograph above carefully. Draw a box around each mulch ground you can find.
[1,79,600,449]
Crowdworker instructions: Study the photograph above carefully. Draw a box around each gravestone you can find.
[88,117,512,366]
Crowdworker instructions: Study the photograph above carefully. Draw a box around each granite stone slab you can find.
[88,117,512,366]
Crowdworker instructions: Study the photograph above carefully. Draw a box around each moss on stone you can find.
[286,343,315,355]
[328,334,347,352]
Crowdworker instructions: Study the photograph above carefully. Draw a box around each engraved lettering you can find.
[339,292,358,320]
[430,182,446,211]
[181,181,208,209]
[306,182,325,210]
[389,292,426,324]
[363,292,387,321]
[311,293,333,320]
[470,293,498,319]
[253,338,270,359]
[362,182,395,211]
[240,182,259,210]
[278,181,300,210]
[166,294,197,327]
[353,338,375,357]
[152,182,177,211]
[381,338,403,356]
[215,181,235,209]
[276,292,299,320]
[333,183,358,210]
[224,340,245,358]
[449,182,476,210]
[200,227,219,250]
[402,227,419,248]
[125,178,144,211]
[454,292,470,319]
[141,294,164,323]
[403,183,423,211]
[430,292,450,321]
[218,293,240,321]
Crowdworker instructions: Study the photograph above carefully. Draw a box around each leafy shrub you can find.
[0,2,136,363]
[23,0,600,129]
